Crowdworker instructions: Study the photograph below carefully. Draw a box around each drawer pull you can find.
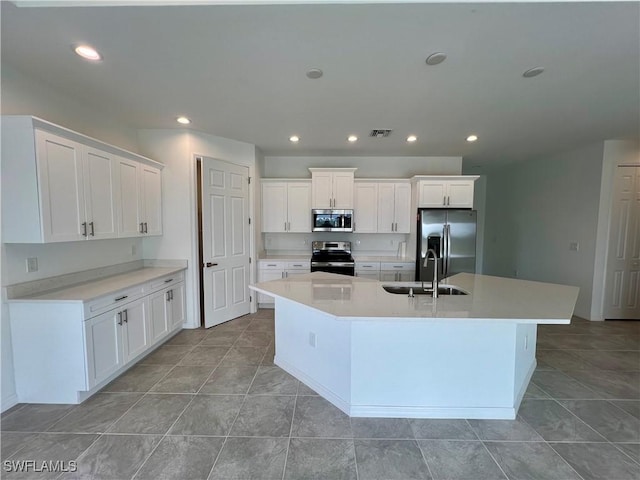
[164,278,174,283]
[117,311,123,326]
[115,295,128,302]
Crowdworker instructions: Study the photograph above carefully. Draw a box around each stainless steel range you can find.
[310,241,355,276]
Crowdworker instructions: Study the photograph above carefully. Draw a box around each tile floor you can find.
[1,311,639,480]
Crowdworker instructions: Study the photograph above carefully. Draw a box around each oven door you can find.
[310,262,355,276]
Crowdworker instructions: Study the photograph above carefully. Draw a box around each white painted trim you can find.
[350,405,516,420]
[1,394,19,413]
[514,359,536,411]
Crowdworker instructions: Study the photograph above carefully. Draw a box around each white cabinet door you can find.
[398,270,415,282]
[287,182,311,232]
[447,180,475,208]
[379,271,399,282]
[149,289,169,343]
[122,299,150,363]
[35,130,86,242]
[394,183,412,233]
[311,171,333,208]
[419,181,448,208]
[169,283,186,330]
[140,165,163,235]
[117,157,143,237]
[377,183,396,233]
[257,268,284,305]
[333,172,354,209]
[84,147,118,239]
[262,182,288,232]
[354,183,378,233]
[355,271,379,280]
[85,309,124,389]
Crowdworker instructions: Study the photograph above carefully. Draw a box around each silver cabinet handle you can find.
[115,295,128,302]
[82,222,87,237]
[281,272,285,278]
[144,222,148,233]
[170,290,174,300]
[164,278,173,283]
[140,222,144,233]
[123,309,128,323]
[166,291,171,301]
[447,196,450,206]
[284,222,287,231]
[89,221,95,236]
[117,311,123,326]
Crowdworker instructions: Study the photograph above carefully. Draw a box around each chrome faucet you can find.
[423,249,439,299]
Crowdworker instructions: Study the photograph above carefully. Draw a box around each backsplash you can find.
[264,232,410,256]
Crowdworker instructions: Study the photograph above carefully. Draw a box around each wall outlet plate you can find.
[26,257,38,273]
[569,242,580,252]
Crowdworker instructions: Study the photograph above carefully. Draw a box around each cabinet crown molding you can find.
[410,175,479,182]
[308,167,358,173]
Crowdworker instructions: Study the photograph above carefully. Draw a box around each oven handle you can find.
[311,262,355,267]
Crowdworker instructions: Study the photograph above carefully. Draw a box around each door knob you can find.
[205,262,218,268]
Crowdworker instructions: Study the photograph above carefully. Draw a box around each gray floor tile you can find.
[354,439,431,480]
[149,365,214,393]
[134,435,224,480]
[409,419,478,440]
[245,317,275,332]
[200,330,242,346]
[559,399,640,442]
[66,434,162,480]
[4,433,98,480]
[139,345,194,365]
[518,399,605,441]
[536,350,589,371]
[178,345,230,366]
[297,382,319,396]
[615,443,640,463]
[208,437,288,480]
[524,382,551,399]
[563,369,640,399]
[417,440,506,480]
[1,432,37,460]
[222,346,269,366]
[1,404,75,432]
[165,329,208,345]
[551,442,640,480]
[613,400,640,419]
[107,394,193,434]
[1,405,26,419]
[230,395,295,437]
[467,417,543,441]
[248,366,298,395]
[102,364,173,393]
[235,330,274,347]
[47,393,143,433]
[572,350,640,371]
[260,344,276,366]
[352,418,414,439]
[531,370,600,399]
[291,395,352,438]
[199,364,259,394]
[284,438,357,480]
[169,394,243,436]
[484,441,582,480]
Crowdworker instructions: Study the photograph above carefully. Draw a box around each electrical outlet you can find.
[569,242,579,252]
[131,244,137,255]
[524,335,528,350]
[26,257,38,273]
[308,332,316,348]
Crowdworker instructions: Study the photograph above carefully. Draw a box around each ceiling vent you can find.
[369,129,393,138]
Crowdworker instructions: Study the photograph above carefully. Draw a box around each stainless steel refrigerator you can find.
[416,209,477,282]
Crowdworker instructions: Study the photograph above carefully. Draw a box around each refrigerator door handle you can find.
[445,224,452,276]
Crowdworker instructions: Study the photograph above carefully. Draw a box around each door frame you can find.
[191,154,257,328]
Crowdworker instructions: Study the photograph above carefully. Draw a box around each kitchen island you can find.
[250,272,578,419]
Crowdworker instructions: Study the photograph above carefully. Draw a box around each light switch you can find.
[569,242,579,252]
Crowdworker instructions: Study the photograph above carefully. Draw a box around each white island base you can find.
[274,298,536,420]
[251,272,578,420]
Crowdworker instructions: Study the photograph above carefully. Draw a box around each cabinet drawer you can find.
[259,261,286,270]
[355,262,380,271]
[286,261,310,270]
[148,271,185,292]
[85,284,145,318]
[380,262,414,271]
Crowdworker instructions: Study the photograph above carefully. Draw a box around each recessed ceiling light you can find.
[289,135,300,143]
[425,52,447,66]
[306,68,323,79]
[466,135,478,142]
[406,135,417,143]
[523,67,545,78]
[347,135,358,143]
[176,116,191,125]
[73,44,102,61]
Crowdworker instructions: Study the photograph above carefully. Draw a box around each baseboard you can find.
[1,393,19,413]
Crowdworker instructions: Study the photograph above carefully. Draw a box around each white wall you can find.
[483,143,606,320]
[137,129,258,329]
[1,64,143,411]
[263,156,462,178]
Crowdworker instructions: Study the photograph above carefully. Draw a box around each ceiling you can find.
[2,1,639,168]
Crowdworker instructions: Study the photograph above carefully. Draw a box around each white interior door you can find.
[604,165,640,319]
[201,157,251,328]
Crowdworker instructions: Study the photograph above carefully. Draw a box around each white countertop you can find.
[250,272,579,323]
[9,266,186,303]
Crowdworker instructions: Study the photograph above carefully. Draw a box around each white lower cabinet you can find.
[257,260,310,306]
[380,262,415,282]
[9,269,186,404]
[355,262,380,280]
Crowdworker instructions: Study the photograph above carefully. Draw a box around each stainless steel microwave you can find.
[311,209,354,232]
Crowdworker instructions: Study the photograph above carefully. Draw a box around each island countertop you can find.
[250,272,579,323]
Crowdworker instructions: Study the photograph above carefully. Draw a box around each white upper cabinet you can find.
[354,182,378,233]
[0,116,163,243]
[377,182,411,233]
[139,164,163,236]
[261,180,311,232]
[309,168,356,209]
[414,176,478,209]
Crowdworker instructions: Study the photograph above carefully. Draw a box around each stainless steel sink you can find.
[382,284,468,296]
